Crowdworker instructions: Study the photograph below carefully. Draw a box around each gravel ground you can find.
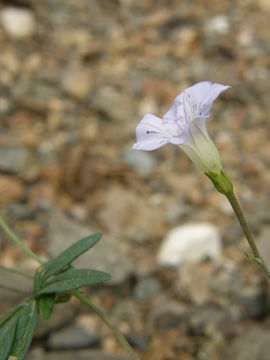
[0,1,270,359]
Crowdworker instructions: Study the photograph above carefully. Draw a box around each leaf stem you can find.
[226,191,270,279]
[73,290,140,360]
[0,217,42,265]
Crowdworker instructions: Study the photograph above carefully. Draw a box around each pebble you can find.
[0,7,35,38]
[0,145,32,174]
[164,202,192,224]
[122,148,156,175]
[35,303,79,339]
[222,327,270,360]
[61,68,92,100]
[147,297,188,334]
[235,286,267,319]
[46,324,101,350]
[133,277,162,302]
[48,208,134,285]
[0,175,24,205]
[204,15,230,36]
[92,86,134,122]
[157,223,222,267]
[26,349,128,360]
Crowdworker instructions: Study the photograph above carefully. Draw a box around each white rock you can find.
[1,7,35,38]
[157,223,222,266]
[205,15,229,36]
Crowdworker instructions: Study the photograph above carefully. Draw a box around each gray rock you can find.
[222,327,270,360]
[47,209,134,284]
[110,300,140,327]
[188,307,236,340]
[133,277,162,302]
[13,82,59,114]
[0,97,13,116]
[46,324,101,350]
[125,332,148,351]
[122,148,156,175]
[35,303,79,338]
[0,266,32,314]
[26,349,128,360]
[147,297,188,335]
[92,86,134,122]
[0,145,32,174]
[0,6,35,38]
[235,286,268,319]
[157,223,222,267]
[164,202,192,224]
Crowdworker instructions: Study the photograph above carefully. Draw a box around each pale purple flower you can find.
[132,81,230,175]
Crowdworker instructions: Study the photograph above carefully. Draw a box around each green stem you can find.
[0,217,42,265]
[226,191,270,279]
[207,170,270,279]
[74,290,140,360]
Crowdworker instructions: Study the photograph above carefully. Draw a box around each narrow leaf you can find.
[0,303,24,326]
[10,300,38,360]
[41,233,102,282]
[33,266,42,295]
[38,294,55,320]
[0,314,18,360]
[38,269,111,295]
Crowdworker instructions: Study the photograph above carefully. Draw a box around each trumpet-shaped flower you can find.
[132,81,230,175]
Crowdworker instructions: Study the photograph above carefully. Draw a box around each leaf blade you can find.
[38,294,55,320]
[38,269,111,295]
[0,314,18,360]
[10,300,38,360]
[41,233,102,282]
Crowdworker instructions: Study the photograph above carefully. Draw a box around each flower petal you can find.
[132,138,168,151]
[183,81,230,117]
[132,114,168,151]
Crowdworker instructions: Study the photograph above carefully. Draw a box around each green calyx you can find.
[206,169,233,196]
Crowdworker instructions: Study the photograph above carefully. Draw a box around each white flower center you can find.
[163,122,182,137]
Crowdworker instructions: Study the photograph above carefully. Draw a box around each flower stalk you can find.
[207,171,270,279]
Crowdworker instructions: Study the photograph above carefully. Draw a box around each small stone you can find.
[147,297,188,334]
[125,332,148,351]
[236,286,267,319]
[0,145,32,174]
[35,303,79,338]
[175,262,212,306]
[0,175,24,205]
[92,86,134,122]
[133,277,162,302]
[46,324,101,350]
[61,68,91,100]
[157,223,222,267]
[122,148,156,175]
[1,7,35,38]
[204,15,229,36]
[48,208,134,284]
[222,327,270,360]
[26,349,127,360]
[164,203,192,224]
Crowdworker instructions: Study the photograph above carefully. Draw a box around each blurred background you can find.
[0,0,270,359]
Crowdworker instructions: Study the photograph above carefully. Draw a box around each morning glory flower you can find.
[132,81,230,175]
